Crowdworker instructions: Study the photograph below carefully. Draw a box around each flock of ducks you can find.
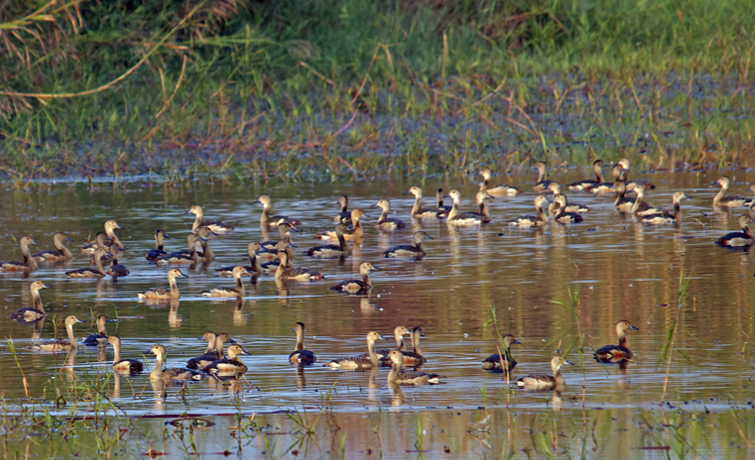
[1,159,752,394]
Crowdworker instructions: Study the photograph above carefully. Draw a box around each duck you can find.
[629,184,662,216]
[546,183,590,212]
[202,344,248,375]
[275,249,325,281]
[200,266,249,297]
[32,232,73,262]
[369,325,410,363]
[435,188,453,218]
[479,168,520,197]
[145,230,170,261]
[87,233,114,265]
[333,195,352,224]
[0,236,38,273]
[258,195,301,228]
[585,163,623,195]
[261,240,297,272]
[533,162,556,193]
[9,280,49,324]
[186,205,234,233]
[105,254,131,279]
[638,192,690,225]
[615,158,656,191]
[315,209,365,240]
[216,242,264,276]
[155,234,203,265]
[567,159,604,191]
[400,326,428,367]
[82,314,109,346]
[713,176,750,208]
[594,320,639,363]
[107,335,145,374]
[481,334,521,372]
[28,315,84,352]
[149,344,204,382]
[326,331,384,369]
[614,182,655,215]
[195,229,216,264]
[66,248,108,278]
[373,199,406,231]
[506,195,549,228]
[258,223,299,257]
[137,268,188,301]
[79,221,123,253]
[383,231,432,258]
[548,195,584,224]
[515,356,573,390]
[715,214,755,248]
[330,262,378,294]
[406,186,447,218]
[187,332,234,369]
[387,350,443,385]
[306,224,350,258]
[289,322,317,365]
[446,190,492,225]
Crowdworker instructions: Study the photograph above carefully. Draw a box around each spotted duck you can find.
[107,335,144,374]
[216,242,264,276]
[482,334,521,372]
[9,280,49,324]
[145,230,170,261]
[546,183,589,212]
[315,209,365,240]
[406,186,447,218]
[306,223,350,258]
[326,331,384,369]
[713,176,749,208]
[383,231,432,258]
[155,234,203,265]
[138,268,187,301]
[258,195,301,228]
[202,344,248,375]
[187,332,234,369]
[82,314,109,346]
[506,195,549,228]
[32,232,73,262]
[330,262,378,294]
[567,159,604,191]
[548,195,584,224]
[638,192,690,225]
[387,350,443,385]
[275,249,325,281]
[479,168,520,197]
[66,247,108,278]
[446,190,492,225]
[594,320,639,363]
[200,266,249,297]
[715,215,755,248]
[186,205,234,233]
[28,315,84,352]
[289,322,317,365]
[373,199,406,231]
[515,356,573,390]
[533,162,556,193]
[149,344,204,382]
[0,236,38,273]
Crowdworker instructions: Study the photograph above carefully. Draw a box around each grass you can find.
[0,0,754,185]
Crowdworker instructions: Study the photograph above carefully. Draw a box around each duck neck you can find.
[66,323,78,348]
[275,260,286,279]
[378,208,389,223]
[630,191,644,214]
[617,329,628,348]
[714,183,727,204]
[537,166,545,183]
[156,234,165,250]
[203,337,215,354]
[168,276,180,298]
[192,212,203,232]
[32,289,45,313]
[362,271,372,287]
[151,354,164,378]
[21,242,37,270]
[388,360,400,382]
[94,254,107,275]
[215,337,227,359]
[415,240,425,254]
[367,339,379,366]
[614,187,625,206]
[295,330,305,351]
[410,195,422,216]
[594,164,603,182]
[394,333,405,351]
[744,224,754,239]
[201,241,214,261]
[413,332,424,357]
[538,205,549,223]
[337,232,348,252]
[447,201,460,220]
[251,253,263,274]
[98,320,107,336]
[436,192,444,208]
[260,203,271,226]
[112,345,121,364]
[234,273,245,295]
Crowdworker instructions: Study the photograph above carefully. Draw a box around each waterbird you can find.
[82,314,109,346]
[137,268,188,301]
[333,195,352,224]
[446,190,492,226]
[515,356,572,390]
[506,195,549,228]
[9,281,49,324]
[547,183,590,212]
[715,214,755,248]
[258,223,299,257]
[326,331,384,369]
[258,195,301,228]
[31,232,73,262]
[28,315,84,352]
[406,186,449,218]
[567,159,604,191]
[145,230,170,261]
[216,242,264,276]
[594,320,639,363]
[149,344,204,382]
[187,332,230,369]
[80,220,124,252]
[383,231,432,258]
[0,236,38,273]
[479,168,520,197]
[533,162,556,194]
[315,209,365,240]
[275,248,325,281]
[66,247,108,278]
[199,266,249,297]
[548,195,584,224]
[289,322,317,365]
[329,262,378,294]
[481,334,521,372]
[154,234,203,265]
[186,205,234,232]
[387,350,443,385]
[202,344,248,375]
[713,176,750,208]
[306,223,350,258]
[367,325,410,363]
[638,192,690,225]
[373,199,406,231]
[107,335,144,374]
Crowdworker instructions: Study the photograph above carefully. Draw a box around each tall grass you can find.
[1,0,754,182]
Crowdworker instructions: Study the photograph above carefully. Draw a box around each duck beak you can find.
[179,271,188,278]
[31,239,40,245]
[289,225,302,232]
[183,210,190,215]
[163,233,171,239]
[630,325,639,331]
[403,190,411,195]
[287,242,298,248]
[683,193,691,199]
[512,339,522,345]
[371,266,381,271]
[562,359,575,366]
[114,223,124,230]
[370,203,379,208]
[227,337,237,344]
[40,283,51,289]
[65,236,73,242]
[75,318,85,323]
[424,234,434,240]
[485,192,495,199]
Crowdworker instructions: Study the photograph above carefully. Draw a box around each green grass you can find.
[1,0,754,183]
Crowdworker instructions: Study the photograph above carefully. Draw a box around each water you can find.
[1,169,755,458]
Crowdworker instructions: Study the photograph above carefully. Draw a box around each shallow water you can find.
[1,168,755,458]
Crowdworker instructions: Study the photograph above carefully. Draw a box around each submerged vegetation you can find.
[0,0,754,184]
